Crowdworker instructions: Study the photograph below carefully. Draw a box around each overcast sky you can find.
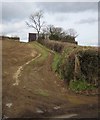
[1,1,99,46]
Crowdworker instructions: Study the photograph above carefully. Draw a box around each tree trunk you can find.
[37,31,39,40]
[74,55,81,80]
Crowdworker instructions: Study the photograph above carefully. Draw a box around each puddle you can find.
[53,114,77,118]
[6,103,13,108]
[3,115,9,119]
[36,108,44,114]
[53,106,61,110]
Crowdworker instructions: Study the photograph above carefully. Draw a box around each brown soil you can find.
[2,39,98,119]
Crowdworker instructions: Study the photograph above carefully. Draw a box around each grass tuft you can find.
[69,79,96,92]
[34,89,49,97]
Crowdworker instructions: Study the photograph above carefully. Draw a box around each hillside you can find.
[2,39,98,119]
[39,39,99,95]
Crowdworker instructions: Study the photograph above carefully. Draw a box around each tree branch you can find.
[26,21,38,31]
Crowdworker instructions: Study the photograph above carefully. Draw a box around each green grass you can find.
[52,53,61,72]
[69,79,96,92]
[30,42,49,63]
[34,89,49,97]
[30,41,99,93]
[52,46,76,80]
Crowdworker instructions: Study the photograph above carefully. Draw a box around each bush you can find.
[69,79,96,92]
[1,35,20,41]
[78,49,99,86]
[49,34,60,40]
[53,47,100,87]
[38,39,64,53]
[39,39,99,90]
[52,53,61,72]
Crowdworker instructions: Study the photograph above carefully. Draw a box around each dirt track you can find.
[2,40,98,119]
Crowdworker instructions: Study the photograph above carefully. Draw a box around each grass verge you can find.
[34,89,49,97]
[69,79,96,92]
[29,42,49,63]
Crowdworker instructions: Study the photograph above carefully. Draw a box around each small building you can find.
[28,33,37,42]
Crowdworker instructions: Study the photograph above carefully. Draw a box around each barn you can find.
[28,33,37,42]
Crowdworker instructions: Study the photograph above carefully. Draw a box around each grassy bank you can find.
[35,39,99,93]
[51,44,99,93]
[29,41,49,63]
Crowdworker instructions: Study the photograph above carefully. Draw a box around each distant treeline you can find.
[1,36,20,41]
[39,25,78,44]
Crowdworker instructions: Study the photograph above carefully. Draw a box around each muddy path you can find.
[13,53,41,86]
[2,41,98,119]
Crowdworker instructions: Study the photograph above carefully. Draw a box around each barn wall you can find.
[29,33,37,42]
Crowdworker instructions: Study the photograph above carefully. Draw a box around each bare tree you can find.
[67,28,78,38]
[44,25,64,39]
[26,10,45,40]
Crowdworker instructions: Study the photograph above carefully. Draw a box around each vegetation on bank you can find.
[38,39,99,93]
[29,42,49,63]
[52,45,99,93]
[1,35,20,41]
[40,25,78,44]
[3,37,99,94]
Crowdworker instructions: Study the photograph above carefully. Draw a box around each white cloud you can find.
[2,20,26,34]
[2,2,38,22]
[77,18,98,24]
[1,2,98,46]
[2,19,36,42]
[37,2,98,13]
[2,0,99,2]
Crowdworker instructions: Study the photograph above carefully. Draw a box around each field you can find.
[2,39,98,119]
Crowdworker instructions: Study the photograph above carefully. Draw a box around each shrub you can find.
[52,53,61,72]
[78,49,99,86]
[49,34,60,40]
[39,39,99,91]
[69,79,96,92]
[53,47,100,87]
[38,39,64,53]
